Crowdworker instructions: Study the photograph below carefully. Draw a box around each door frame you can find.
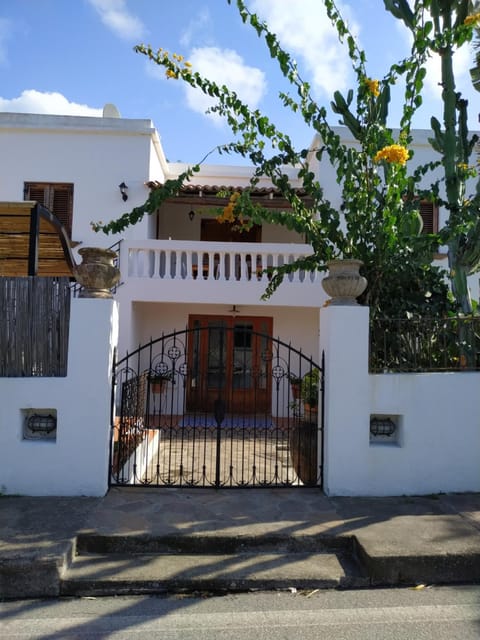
[186,314,273,413]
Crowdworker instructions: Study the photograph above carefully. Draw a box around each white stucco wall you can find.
[0,113,167,248]
[320,304,480,496]
[0,298,118,496]
[367,371,480,494]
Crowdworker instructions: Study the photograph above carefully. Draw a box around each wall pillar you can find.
[0,298,118,496]
[65,298,119,495]
[319,304,370,495]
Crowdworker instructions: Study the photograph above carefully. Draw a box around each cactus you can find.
[385,0,480,314]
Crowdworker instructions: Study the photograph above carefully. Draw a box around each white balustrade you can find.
[124,240,319,285]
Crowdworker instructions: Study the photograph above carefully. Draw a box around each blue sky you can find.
[1,0,479,165]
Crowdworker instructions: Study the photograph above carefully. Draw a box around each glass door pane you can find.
[207,321,227,389]
[233,323,253,390]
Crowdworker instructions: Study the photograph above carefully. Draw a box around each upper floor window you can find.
[419,200,438,234]
[24,182,74,238]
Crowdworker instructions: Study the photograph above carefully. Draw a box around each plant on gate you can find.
[301,368,321,410]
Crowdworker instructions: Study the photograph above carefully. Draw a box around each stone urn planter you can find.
[74,247,120,299]
[321,259,367,306]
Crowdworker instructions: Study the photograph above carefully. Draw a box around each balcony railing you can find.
[125,240,320,285]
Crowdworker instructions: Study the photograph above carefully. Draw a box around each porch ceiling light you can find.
[119,182,128,202]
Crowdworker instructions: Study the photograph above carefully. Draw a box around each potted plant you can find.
[148,370,174,394]
[287,368,321,486]
[301,368,320,416]
[287,373,302,399]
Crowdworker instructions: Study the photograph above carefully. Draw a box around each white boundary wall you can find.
[0,298,118,496]
[2,295,478,497]
[320,305,480,496]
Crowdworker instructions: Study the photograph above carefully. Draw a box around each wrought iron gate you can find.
[110,326,324,488]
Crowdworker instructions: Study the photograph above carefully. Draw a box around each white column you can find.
[319,304,370,495]
[65,298,119,496]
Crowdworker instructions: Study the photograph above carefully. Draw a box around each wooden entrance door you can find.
[187,315,273,414]
[200,219,261,243]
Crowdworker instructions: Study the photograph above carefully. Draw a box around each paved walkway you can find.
[1,488,480,598]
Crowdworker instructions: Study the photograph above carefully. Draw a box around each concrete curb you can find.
[2,490,480,598]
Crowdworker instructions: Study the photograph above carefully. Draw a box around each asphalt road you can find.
[1,586,480,639]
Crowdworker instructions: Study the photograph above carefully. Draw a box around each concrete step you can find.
[61,550,362,596]
[61,533,370,596]
[75,532,353,555]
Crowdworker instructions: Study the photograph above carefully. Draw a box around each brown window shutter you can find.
[25,184,47,206]
[24,182,73,237]
[419,201,438,234]
[52,186,73,236]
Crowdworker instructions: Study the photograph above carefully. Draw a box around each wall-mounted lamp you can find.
[188,209,195,222]
[119,182,129,202]
[370,416,396,437]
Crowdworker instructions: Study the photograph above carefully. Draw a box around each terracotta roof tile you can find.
[146,181,312,200]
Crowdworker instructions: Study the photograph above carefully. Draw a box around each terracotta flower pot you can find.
[150,380,167,394]
[290,382,301,399]
[288,420,318,486]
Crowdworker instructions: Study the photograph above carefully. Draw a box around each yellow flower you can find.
[165,69,178,80]
[373,144,410,165]
[465,12,480,26]
[365,78,380,97]
[184,61,192,68]
[216,192,243,224]
[217,202,235,223]
[457,163,477,179]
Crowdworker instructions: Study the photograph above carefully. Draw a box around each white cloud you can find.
[390,7,479,125]
[0,18,12,65]
[0,90,102,116]
[183,47,266,125]
[180,9,213,48]
[249,0,357,97]
[423,44,473,98]
[87,0,145,41]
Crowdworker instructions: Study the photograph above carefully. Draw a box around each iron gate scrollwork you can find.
[110,326,324,488]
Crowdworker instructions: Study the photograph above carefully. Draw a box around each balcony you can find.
[118,240,326,307]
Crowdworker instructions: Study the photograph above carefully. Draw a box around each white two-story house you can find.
[2,109,480,491]
[0,110,328,374]
[0,109,477,410]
